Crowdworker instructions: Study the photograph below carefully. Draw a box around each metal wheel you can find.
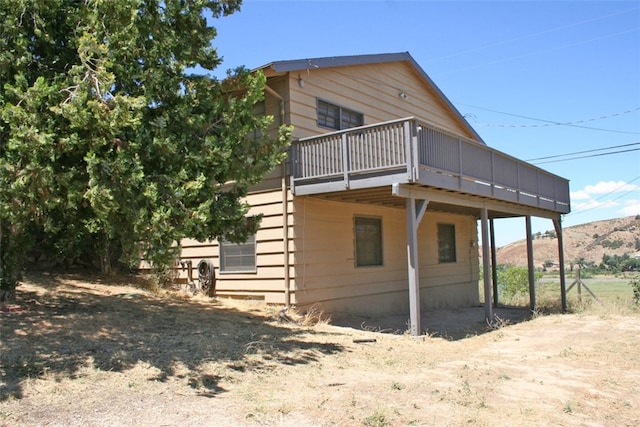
[197,259,215,296]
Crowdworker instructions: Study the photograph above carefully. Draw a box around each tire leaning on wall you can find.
[197,259,216,297]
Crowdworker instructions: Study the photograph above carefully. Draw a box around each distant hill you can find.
[493,215,640,268]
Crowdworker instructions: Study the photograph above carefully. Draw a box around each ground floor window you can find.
[219,235,257,273]
[437,223,456,263]
[355,216,383,267]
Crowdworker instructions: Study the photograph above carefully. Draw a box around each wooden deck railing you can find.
[290,117,570,214]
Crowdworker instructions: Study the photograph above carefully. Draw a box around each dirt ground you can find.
[1,273,639,426]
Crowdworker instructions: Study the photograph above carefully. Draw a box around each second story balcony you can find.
[290,117,570,215]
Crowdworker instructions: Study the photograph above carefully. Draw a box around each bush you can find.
[497,265,542,298]
[631,276,640,305]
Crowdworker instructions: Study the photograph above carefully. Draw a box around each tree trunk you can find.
[100,239,113,276]
[0,221,26,302]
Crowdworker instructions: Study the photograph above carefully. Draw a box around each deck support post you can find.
[406,197,428,337]
[553,217,568,312]
[489,219,499,307]
[526,216,536,311]
[480,207,493,322]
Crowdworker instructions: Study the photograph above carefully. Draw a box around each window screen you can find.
[219,235,257,273]
[317,99,363,130]
[437,223,456,263]
[355,216,383,267]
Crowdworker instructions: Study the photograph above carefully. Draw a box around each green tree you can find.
[0,0,291,300]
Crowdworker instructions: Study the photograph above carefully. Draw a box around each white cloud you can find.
[570,190,590,200]
[571,181,640,209]
[580,180,640,196]
[619,199,640,216]
[570,180,640,211]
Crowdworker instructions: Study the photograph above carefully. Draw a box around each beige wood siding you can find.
[290,197,479,315]
[176,188,293,304]
[167,60,484,314]
[286,62,477,141]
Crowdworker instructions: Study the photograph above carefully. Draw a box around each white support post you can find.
[480,207,493,322]
[406,197,428,337]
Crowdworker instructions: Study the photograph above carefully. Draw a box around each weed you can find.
[350,395,357,407]
[630,276,640,305]
[277,403,292,415]
[391,381,405,391]
[477,397,487,408]
[563,401,573,413]
[487,315,510,330]
[363,408,388,427]
[300,304,331,326]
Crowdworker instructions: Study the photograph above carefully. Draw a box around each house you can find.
[178,52,571,336]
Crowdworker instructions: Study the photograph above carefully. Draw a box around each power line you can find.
[329,68,640,137]
[432,6,640,62]
[459,103,640,135]
[527,141,640,162]
[567,175,640,217]
[468,107,640,133]
[532,147,640,164]
[443,27,640,75]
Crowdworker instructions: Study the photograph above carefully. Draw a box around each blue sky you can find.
[208,0,640,246]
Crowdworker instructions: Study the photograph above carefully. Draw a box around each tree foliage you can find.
[0,0,291,298]
[497,265,542,298]
[600,254,640,273]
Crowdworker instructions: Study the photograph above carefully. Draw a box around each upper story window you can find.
[317,99,364,130]
[437,223,457,263]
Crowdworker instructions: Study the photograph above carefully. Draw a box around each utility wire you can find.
[432,6,640,62]
[443,27,640,74]
[567,175,640,217]
[469,107,640,132]
[329,68,640,136]
[459,103,640,135]
[532,147,640,164]
[527,141,640,162]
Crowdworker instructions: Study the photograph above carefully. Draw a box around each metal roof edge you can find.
[257,52,412,73]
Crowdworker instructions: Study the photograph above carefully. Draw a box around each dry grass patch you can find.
[2,273,640,426]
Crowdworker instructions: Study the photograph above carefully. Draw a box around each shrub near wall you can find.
[497,265,542,298]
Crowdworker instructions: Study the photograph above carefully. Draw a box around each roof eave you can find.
[256,52,485,144]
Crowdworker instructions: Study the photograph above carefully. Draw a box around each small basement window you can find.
[355,216,383,267]
[317,99,364,130]
[219,235,257,273]
[437,223,457,263]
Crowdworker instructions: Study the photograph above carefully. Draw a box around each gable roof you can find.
[257,52,484,144]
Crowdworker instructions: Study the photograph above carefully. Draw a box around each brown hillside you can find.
[494,215,640,268]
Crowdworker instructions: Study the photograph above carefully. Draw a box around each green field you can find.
[541,275,635,303]
[481,274,639,310]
